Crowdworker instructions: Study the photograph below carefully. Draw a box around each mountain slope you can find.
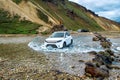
[0,0,120,34]
[65,2,120,31]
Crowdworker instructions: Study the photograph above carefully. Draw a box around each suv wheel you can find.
[63,42,66,48]
[70,39,73,45]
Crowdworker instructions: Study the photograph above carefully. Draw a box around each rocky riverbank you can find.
[0,32,120,80]
[85,33,120,80]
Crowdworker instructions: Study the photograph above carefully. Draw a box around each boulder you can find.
[105,49,114,56]
[93,33,112,49]
[97,51,113,65]
[92,37,99,41]
[86,33,115,79]
[51,24,67,33]
[92,54,104,66]
[94,33,103,40]
[85,62,109,78]
[100,41,112,49]
[88,51,97,55]
[93,33,107,42]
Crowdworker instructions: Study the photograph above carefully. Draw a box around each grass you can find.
[66,2,104,31]
[0,43,47,79]
[0,0,104,34]
[34,0,104,31]
[0,43,47,66]
[37,9,48,23]
[12,0,22,4]
[0,22,40,34]
[0,9,41,34]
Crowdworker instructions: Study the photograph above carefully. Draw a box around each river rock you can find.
[51,24,67,33]
[100,41,112,49]
[85,62,109,78]
[105,49,114,56]
[88,51,97,55]
[93,33,112,49]
[92,37,99,41]
[92,54,104,66]
[93,52,113,66]
[110,64,120,69]
[93,33,107,41]
[94,33,103,39]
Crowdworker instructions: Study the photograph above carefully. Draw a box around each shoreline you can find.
[0,31,119,37]
[0,32,120,80]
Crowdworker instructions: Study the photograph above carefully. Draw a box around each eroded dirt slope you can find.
[0,0,60,32]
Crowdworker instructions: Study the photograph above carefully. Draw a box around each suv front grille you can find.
[46,44,57,48]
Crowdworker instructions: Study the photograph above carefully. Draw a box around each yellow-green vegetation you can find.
[12,0,22,4]
[0,43,47,79]
[33,0,104,31]
[37,9,49,23]
[0,0,105,34]
[66,2,103,31]
[0,9,40,34]
[0,43,46,64]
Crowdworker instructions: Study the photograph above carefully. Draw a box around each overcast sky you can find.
[69,0,120,22]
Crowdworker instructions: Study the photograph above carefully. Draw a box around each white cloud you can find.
[97,9,120,18]
[69,0,120,22]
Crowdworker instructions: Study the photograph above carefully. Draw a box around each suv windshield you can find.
[50,32,64,38]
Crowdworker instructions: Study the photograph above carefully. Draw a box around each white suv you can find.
[44,31,73,48]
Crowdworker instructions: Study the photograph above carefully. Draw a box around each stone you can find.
[92,37,99,41]
[92,54,104,65]
[100,41,112,49]
[88,51,97,55]
[97,52,112,65]
[93,33,112,49]
[69,65,75,69]
[78,60,84,63]
[51,24,67,33]
[105,49,114,56]
[85,62,109,78]
[94,33,103,40]
[110,64,120,69]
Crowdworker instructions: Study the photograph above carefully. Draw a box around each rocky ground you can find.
[0,32,120,80]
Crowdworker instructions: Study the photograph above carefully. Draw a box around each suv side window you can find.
[66,32,70,36]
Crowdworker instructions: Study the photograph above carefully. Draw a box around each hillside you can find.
[0,0,120,34]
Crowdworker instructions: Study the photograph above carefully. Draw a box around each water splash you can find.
[28,35,120,77]
[28,36,120,53]
[28,36,104,53]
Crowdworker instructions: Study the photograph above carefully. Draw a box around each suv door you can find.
[65,32,71,45]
